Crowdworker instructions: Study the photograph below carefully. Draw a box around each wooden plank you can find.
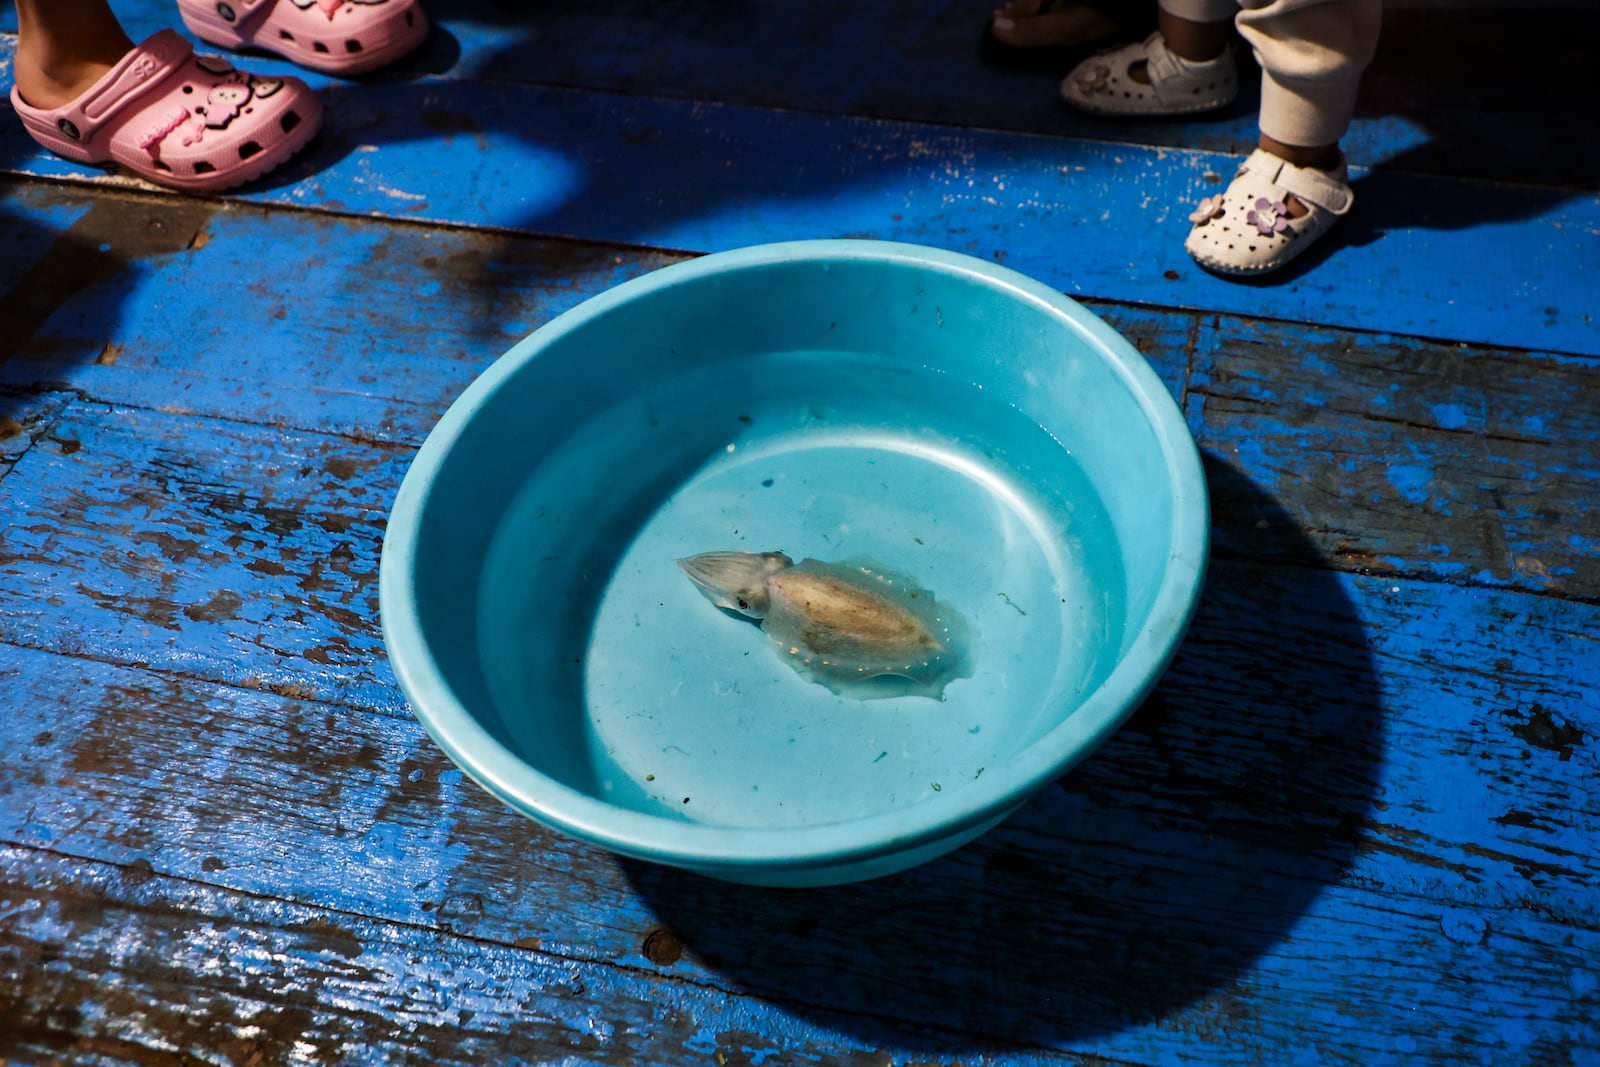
[3,327,1593,718]
[1191,321,1600,597]
[1,5,1595,1065]
[0,399,407,711]
[0,846,1071,1067]
[0,180,682,445]
[5,839,1593,1067]
[3,45,1594,358]
[1,378,1594,716]
[0,181,94,454]
[3,188,1594,612]
[2,553,1596,1063]
[0,182,1193,441]
[7,1,1594,188]
[0,182,95,299]
[0,390,73,482]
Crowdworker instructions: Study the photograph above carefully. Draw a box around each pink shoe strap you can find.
[208,0,281,35]
[57,29,192,145]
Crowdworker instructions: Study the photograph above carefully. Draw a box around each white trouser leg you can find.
[1237,0,1382,145]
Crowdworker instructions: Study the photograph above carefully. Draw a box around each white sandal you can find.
[1060,32,1237,117]
[1184,149,1354,276]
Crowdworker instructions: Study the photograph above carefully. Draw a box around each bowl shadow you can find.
[622,452,1385,1052]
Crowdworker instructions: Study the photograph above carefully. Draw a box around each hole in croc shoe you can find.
[183,85,194,94]
[280,30,295,41]
[405,10,414,25]
[346,39,363,53]
[281,111,302,133]
[193,162,216,174]
[239,141,262,160]
[152,160,172,172]
[313,41,330,53]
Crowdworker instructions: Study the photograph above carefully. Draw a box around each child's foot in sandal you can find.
[178,0,429,77]
[1061,30,1237,116]
[10,28,323,192]
[1184,148,1354,276]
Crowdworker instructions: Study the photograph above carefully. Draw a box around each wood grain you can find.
[4,0,1599,1062]
[3,846,1061,1067]
[0,182,1196,446]
[1192,320,1600,597]
[1,58,1593,356]
[2,188,1593,614]
[2,336,1592,721]
[0,180,680,446]
[2,550,1595,1063]
[0,401,404,710]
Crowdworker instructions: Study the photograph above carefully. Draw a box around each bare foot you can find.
[991,0,1117,49]
[14,54,127,110]
[12,0,134,110]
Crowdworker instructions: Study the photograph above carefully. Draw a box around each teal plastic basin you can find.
[380,240,1209,886]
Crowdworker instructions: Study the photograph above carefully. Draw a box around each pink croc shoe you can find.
[9,29,322,192]
[178,0,429,76]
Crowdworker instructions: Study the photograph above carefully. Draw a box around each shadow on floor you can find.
[2,0,1590,419]
[625,455,1386,1054]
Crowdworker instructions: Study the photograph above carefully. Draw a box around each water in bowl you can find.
[478,349,1127,829]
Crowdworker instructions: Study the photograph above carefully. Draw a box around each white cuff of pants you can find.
[1159,0,1238,21]
[1258,68,1362,145]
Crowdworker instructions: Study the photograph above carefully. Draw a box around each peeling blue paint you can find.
[1430,403,1472,431]
[1,4,1597,1062]
[1384,463,1433,506]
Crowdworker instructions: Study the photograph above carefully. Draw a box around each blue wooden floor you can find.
[2,1,1598,1064]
